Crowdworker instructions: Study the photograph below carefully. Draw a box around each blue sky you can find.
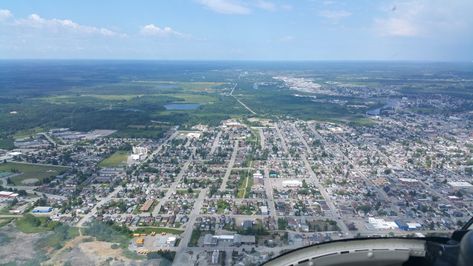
[0,0,472,60]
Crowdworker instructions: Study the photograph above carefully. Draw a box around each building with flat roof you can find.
[140,199,154,212]
[0,191,19,198]
[32,206,53,213]
[203,234,256,247]
[282,180,303,188]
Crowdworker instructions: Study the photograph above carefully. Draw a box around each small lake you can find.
[164,103,201,110]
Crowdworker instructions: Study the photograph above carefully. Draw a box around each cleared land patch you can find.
[98,151,129,168]
[0,162,67,186]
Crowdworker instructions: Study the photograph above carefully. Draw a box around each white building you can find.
[282,179,303,188]
[368,217,398,230]
[131,146,148,161]
[253,171,263,179]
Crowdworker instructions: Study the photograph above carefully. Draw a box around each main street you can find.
[219,140,239,191]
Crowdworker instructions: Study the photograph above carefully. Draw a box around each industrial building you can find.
[32,206,53,213]
[282,179,303,188]
[203,234,256,247]
[0,191,19,198]
[140,199,155,212]
[395,220,422,231]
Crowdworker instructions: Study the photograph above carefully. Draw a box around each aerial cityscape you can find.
[1,0,473,265]
[0,61,472,265]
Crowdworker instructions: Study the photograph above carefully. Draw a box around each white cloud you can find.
[319,10,351,20]
[374,0,473,37]
[14,13,125,37]
[254,0,276,12]
[197,0,291,14]
[140,24,183,37]
[197,0,250,15]
[0,9,12,21]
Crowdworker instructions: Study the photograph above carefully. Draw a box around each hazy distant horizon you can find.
[0,58,472,63]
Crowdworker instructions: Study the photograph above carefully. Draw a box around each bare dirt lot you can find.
[0,224,45,265]
[45,237,163,266]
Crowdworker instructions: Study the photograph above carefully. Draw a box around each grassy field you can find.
[35,225,79,251]
[98,151,129,168]
[133,227,183,235]
[0,162,67,186]
[0,137,14,150]
[236,169,253,198]
[13,127,45,139]
[15,215,58,234]
[0,218,13,228]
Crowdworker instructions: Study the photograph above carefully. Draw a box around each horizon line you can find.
[0,58,471,63]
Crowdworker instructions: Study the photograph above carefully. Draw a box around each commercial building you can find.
[203,234,256,247]
[32,206,53,213]
[395,220,422,231]
[368,217,398,230]
[282,180,303,188]
[140,199,155,212]
[0,191,19,198]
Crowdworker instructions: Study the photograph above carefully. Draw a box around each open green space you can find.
[13,127,45,139]
[189,229,207,247]
[133,227,184,235]
[0,218,13,228]
[217,200,231,214]
[36,224,79,251]
[236,169,253,198]
[83,221,132,248]
[0,136,14,150]
[0,162,67,186]
[99,151,129,168]
[15,214,61,234]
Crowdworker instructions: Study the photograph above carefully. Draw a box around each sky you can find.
[0,0,472,61]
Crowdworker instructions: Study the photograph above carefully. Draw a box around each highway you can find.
[229,82,257,115]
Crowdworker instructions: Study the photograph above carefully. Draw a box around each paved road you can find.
[308,124,390,202]
[38,132,58,147]
[274,124,290,158]
[0,214,22,218]
[173,189,207,265]
[229,82,257,115]
[139,131,178,169]
[209,131,222,155]
[301,155,350,235]
[152,158,193,216]
[264,168,279,220]
[291,124,311,154]
[76,186,122,227]
[219,140,239,191]
[258,128,265,149]
[287,122,349,234]
[335,132,470,217]
[234,97,257,115]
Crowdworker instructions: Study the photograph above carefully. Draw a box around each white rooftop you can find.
[448,181,473,187]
